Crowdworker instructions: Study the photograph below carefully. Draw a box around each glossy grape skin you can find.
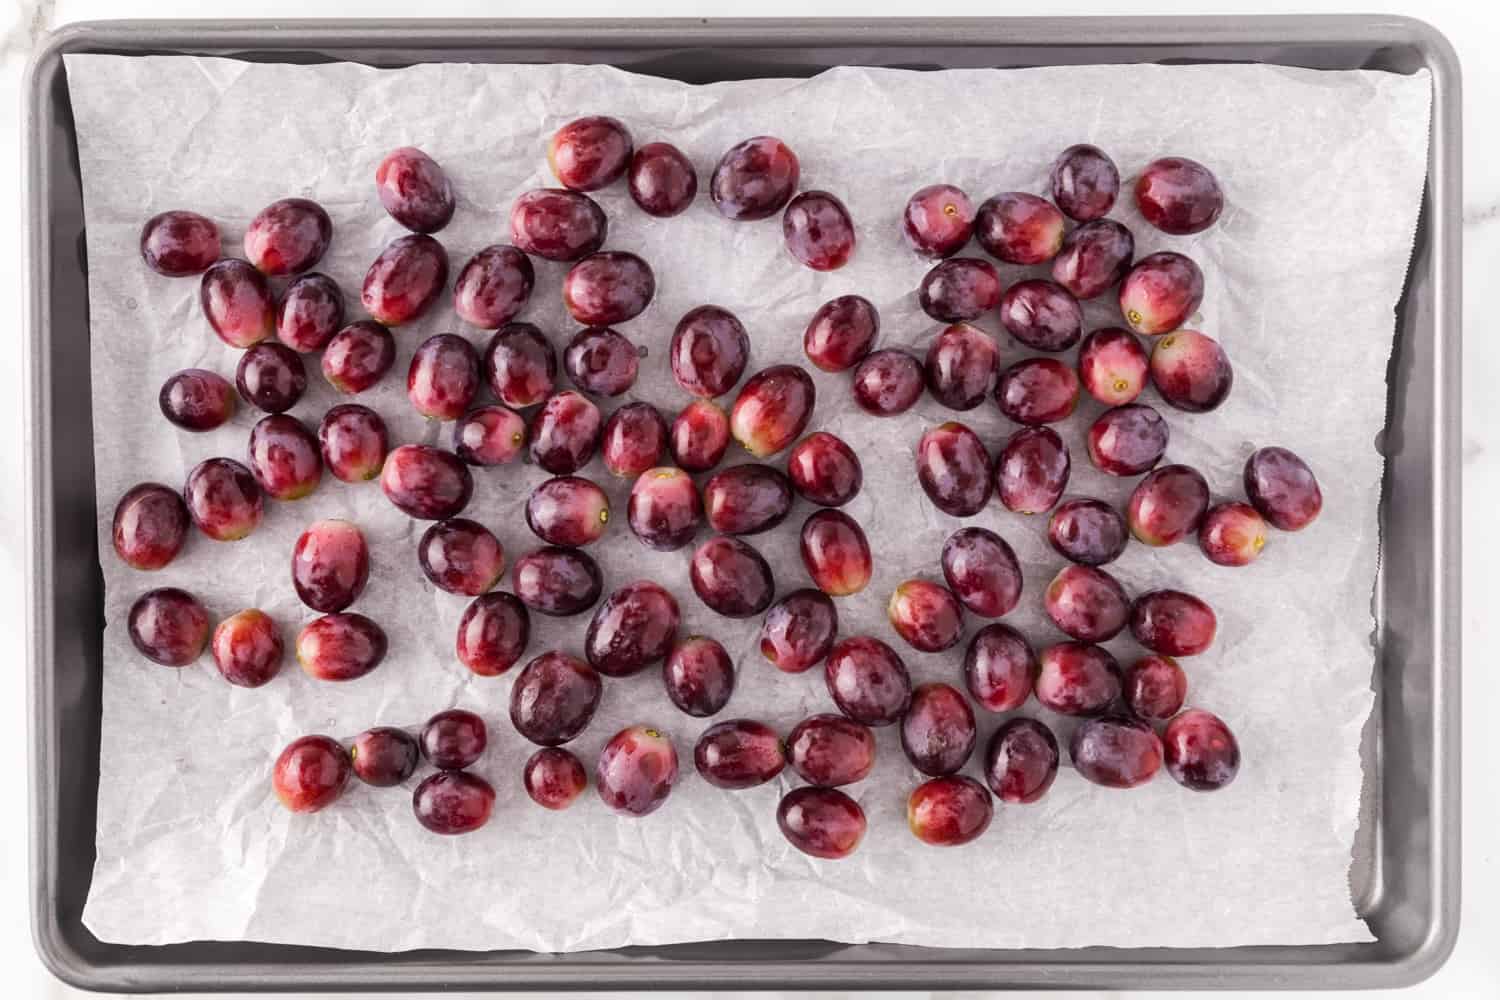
[273,735,349,813]
[456,591,530,677]
[663,636,736,717]
[296,612,387,682]
[453,245,534,329]
[824,636,912,727]
[485,322,557,408]
[380,445,473,520]
[690,536,775,619]
[888,580,964,653]
[710,136,799,221]
[1050,144,1120,222]
[1048,498,1128,566]
[585,580,680,677]
[964,623,1037,712]
[670,305,749,398]
[984,717,1059,804]
[321,321,395,395]
[900,682,977,776]
[784,190,856,271]
[601,402,669,478]
[778,786,866,859]
[510,188,608,262]
[941,527,1021,618]
[405,334,480,421]
[1244,447,1323,531]
[694,719,784,789]
[140,210,219,276]
[800,509,873,597]
[804,295,877,373]
[999,280,1083,352]
[1078,327,1149,406]
[247,414,323,501]
[975,192,1065,265]
[1128,464,1210,547]
[1070,716,1163,789]
[1129,590,1217,656]
[924,322,1000,410]
[509,651,602,745]
[317,405,388,484]
[565,327,639,397]
[1087,403,1169,476]
[730,365,815,458]
[1150,329,1233,413]
[787,714,876,787]
[524,747,588,809]
[1119,252,1204,336]
[851,349,924,416]
[512,547,603,617]
[787,432,861,507]
[291,519,369,613]
[184,458,263,541]
[419,518,505,596]
[351,727,419,787]
[235,342,306,414]
[448,405,523,468]
[563,252,655,327]
[628,142,697,217]
[412,771,495,835]
[244,198,332,276]
[628,468,704,550]
[362,234,449,327]
[549,116,633,191]
[759,589,838,673]
[112,483,189,571]
[376,146,456,233]
[915,422,993,517]
[995,358,1080,426]
[995,426,1070,515]
[200,259,274,348]
[671,400,731,472]
[1164,709,1241,790]
[1136,157,1224,235]
[903,184,975,259]
[1052,220,1134,300]
[1124,655,1187,720]
[1198,501,1268,566]
[1035,641,1122,716]
[530,391,602,475]
[275,273,345,353]
[420,709,487,770]
[918,258,1002,323]
[159,369,235,432]
[597,725,679,817]
[908,775,993,846]
[1044,565,1129,642]
[128,588,210,666]
[526,477,609,548]
[703,464,792,536]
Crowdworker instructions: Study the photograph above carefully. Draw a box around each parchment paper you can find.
[66,53,1429,951]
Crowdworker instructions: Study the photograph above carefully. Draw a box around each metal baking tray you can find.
[24,16,1461,993]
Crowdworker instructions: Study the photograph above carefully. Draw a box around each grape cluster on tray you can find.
[120,117,1322,849]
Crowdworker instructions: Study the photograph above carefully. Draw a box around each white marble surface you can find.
[2,0,1492,997]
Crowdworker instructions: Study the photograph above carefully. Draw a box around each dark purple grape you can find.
[112,483,189,571]
[184,457,263,541]
[824,635,912,727]
[244,198,331,276]
[1244,446,1323,531]
[915,422,993,517]
[376,146,455,233]
[1035,641,1122,716]
[804,295,878,373]
[710,136,799,221]
[670,305,749,398]
[484,322,557,408]
[628,467,703,550]
[322,321,395,395]
[1136,156,1224,235]
[1070,716,1163,789]
[524,747,588,809]
[128,587,210,666]
[362,234,448,327]
[273,735,349,813]
[1124,655,1187,720]
[379,444,473,520]
[159,368,235,432]
[351,727,419,787]
[628,141,697,217]
[671,400,731,472]
[406,334,480,421]
[1048,498,1128,566]
[998,279,1082,352]
[291,518,369,613]
[941,527,1021,617]
[549,116,633,191]
[1050,144,1120,222]
[925,322,999,410]
[530,391,601,475]
[1128,463,1210,546]
[900,682,976,776]
[275,273,344,353]
[419,518,505,596]
[1087,403,1168,476]
[995,425,1070,515]
[690,536,774,618]
[903,184,975,258]
[984,718,1059,804]
[1199,501,1268,566]
[200,259,274,348]
[296,612,387,681]
[1077,327,1149,405]
[512,547,603,617]
[995,358,1080,425]
[851,349,924,416]
[918,258,1002,323]
[452,405,525,467]
[509,651,601,745]
[413,771,495,834]
[787,714,875,787]
[564,327,639,397]
[730,365,815,458]
[964,624,1036,712]
[140,210,219,276]
[759,588,837,673]
[564,252,655,326]
[1044,565,1129,642]
[703,464,792,535]
[1163,709,1240,790]
[888,579,964,653]
[601,402,668,478]
[248,414,322,501]
[800,509,872,597]
[420,709,487,769]
[456,591,530,677]
[1119,252,1203,336]
[907,775,992,846]
[784,190,855,271]
[787,432,861,506]
[1150,329,1233,412]
[318,404,388,483]
[510,188,607,261]
[694,719,783,789]
[663,636,735,717]
[236,342,306,414]
[1129,590,1217,656]
[779,786,866,858]
[975,192,1065,264]
[585,580,680,677]
[453,245,534,329]
[597,725,679,817]
[526,476,610,547]
[1052,219,1134,300]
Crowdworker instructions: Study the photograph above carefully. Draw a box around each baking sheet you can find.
[65,54,1428,952]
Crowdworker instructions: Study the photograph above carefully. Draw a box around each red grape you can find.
[563,252,655,327]
[1129,589,1217,656]
[995,425,1070,514]
[964,623,1036,712]
[800,509,872,597]
[275,273,344,353]
[1087,403,1168,476]
[1150,329,1233,412]
[628,141,697,217]
[1163,709,1240,791]
[453,245,533,329]
[1048,498,1128,566]
[900,682,977,776]
[1199,500,1268,565]
[690,536,774,618]
[420,709,487,770]
[851,349,924,416]
[291,518,369,613]
[375,146,455,233]
[730,365,815,458]
[510,651,601,745]
[413,771,495,835]
[159,368,235,432]
[140,210,219,276]
[1044,565,1129,642]
[628,467,704,550]
[1049,144,1119,222]
[783,190,855,271]
[975,192,1064,264]
[925,321,999,410]
[236,342,306,414]
[273,735,349,813]
[787,714,876,787]
[759,588,838,673]
[1135,156,1224,235]
[887,579,964,653]
[703,464,792,535]
[351,727,419,787]
[941,527,1021,617]
[777,786,866,859]
[995,358,1080,425]
[418,518,505,596]
[915,421,993,517]
[322,321,395,395]
[112,483,189,570]
[128,587,210,666]
[998,279,1082,352]
[585,580,680,677]
[984,717,1059,804]
[1119,252,1203,336]
[1244,446,1323,531]
[200,259,274,348]
[1070,716,1163,789]
[596,725,679,817]
[671,399,731,472]
[565,327,640,397]
[903,184,975,258]
[918,259,1002,323]
[452,405,525,467]
[244,198,330,276]
[524,747,588,809]
[510,188,606,261]
[804,294,877,373]
[362,234,448,327]
[247,414,322,501]
[1128,464,1210,547]
[1035,641,1122,716]
[693,719,784,789]
[549,116,633,191]
[824,636,911,727]
[663,636,735,717]
[407,334,480,421]
[1123,655,1187,720]
[907,775,992,846]
[184,457,263,541]
[512,547,603,617]
[787,432,861,506]
[296,612,387,682]
[601,402,669,478]
[530,391,601,475]
[1077,327,1149,405]
[484,322,557,408]
[318,404,389,483]
[455,591,529,677]
[671,305,749,398]
[710,136,799,221]
[1052,220,1134,300]
[380,444,473,520]
[526,476,610,547]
